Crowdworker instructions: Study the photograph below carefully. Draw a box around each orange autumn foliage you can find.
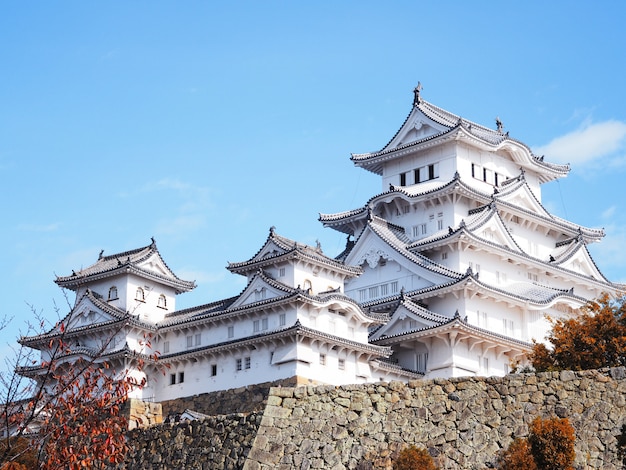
[530,293,626,372]
[495,438,537,470]
[393,445,438,470]
[528,417,575,470]
[496,417,575,470]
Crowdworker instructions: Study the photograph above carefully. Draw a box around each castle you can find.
[18,85,621,402]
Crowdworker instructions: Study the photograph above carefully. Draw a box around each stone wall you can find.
[159,378,297,417]
[114,368,626,469]
[117,412,263,470]
[245,368,626,469]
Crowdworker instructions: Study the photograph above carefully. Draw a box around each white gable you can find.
[228,274,291,309]
[560,245,606,280]
[136,252,172,278]
[384,108,449,151]
[497,181,550,218]
[64,294,120,332]
[370,302,444,341]
[345,224,454,287]
[470,209,522,253]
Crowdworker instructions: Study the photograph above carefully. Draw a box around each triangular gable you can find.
[63,293,123,333]
[370,300,446,341]
[253,239,290,262]
[556,243,608,281]
[228,272,293,309]
[495,179,551,219]
[466,206,523,253]
[135,251,178,279]
[383,106,449,151]
[344,222,454,288]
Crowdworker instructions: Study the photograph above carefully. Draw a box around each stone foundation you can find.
[111,368,626,469]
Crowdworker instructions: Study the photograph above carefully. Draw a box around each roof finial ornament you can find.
[98,249,104,259]
[495,116,504,133]
[413,82,423,106]
[150,237,156,246]
[270,226,276,235]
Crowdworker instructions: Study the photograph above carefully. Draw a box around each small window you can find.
[303,279,312,293]
[338,359,345,370]
[437,220,444,230]
[170,373,176,385]
[211,364,217,376]
[279,267,286,277]
[253,320,260,332]
[195,333,201,346]
[178,372,184,383]
[359,289,367,301]
[402,204,410,214]
[262,318,268,330]
[279,313,286,327]
[380,284,388,296]
[421,223,427,235]
[441,252,448,260]
[236,358,242,371]
[390,281,398,293]
[163,340,170,354]
[400,172,407,186]
[428,164,436,180]
[228,326,234,338]
[158,294,167,309]
[414,168,420,184]
[135,287,145,302]
[483,168,493,183]
[108,286,118,300]
[186,336,193,348]
[245,357,251,369]
[320,354,326,366]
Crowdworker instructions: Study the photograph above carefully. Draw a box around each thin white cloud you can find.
[534,120,626,165]
[154,214,207,236]
[601,206,616,220]
[16,223,60,232]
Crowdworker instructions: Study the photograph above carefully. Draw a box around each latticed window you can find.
[108,286,118,300]
[135,287,145,301]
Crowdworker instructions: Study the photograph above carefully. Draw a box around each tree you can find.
[393,445,438,470]
[1,298,154,469]
[528,417,575,470]
[495,438,537,470]
[530,293,626,372]
[496,417,575,470]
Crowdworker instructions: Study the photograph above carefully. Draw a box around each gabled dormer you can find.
[227,270,294,310]
[55,239,195,323]
[369,296,448,342]
[228,227,362,295]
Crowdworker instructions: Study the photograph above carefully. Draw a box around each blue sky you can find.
[2,2,626,356]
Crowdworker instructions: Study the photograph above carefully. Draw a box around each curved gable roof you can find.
[350,88,569,182]
[55,239,195,293]
[227,227,362,277]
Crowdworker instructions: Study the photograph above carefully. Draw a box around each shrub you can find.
[393,445,438,470]
[528,417,575,470]
[495,438,537,470]
[496,417,575,470]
